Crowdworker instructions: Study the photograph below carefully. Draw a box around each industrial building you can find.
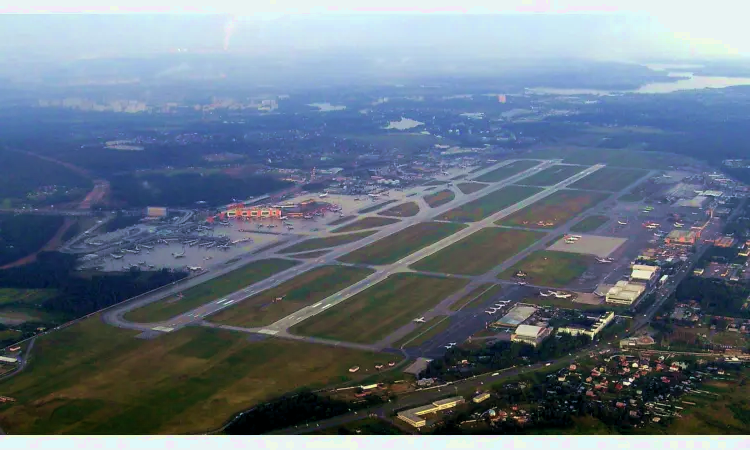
[397,397,466,428]
[665,230,698,246]
[606,281,646,305]
[496,305,537,327]
[403,357,433,377]
[676,196,708,208]
[557,311,615,339]
[630,264,660,285]
[222,206,282,219]
[511,324,553,347]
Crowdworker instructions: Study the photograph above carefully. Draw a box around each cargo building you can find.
[606,281,646,306]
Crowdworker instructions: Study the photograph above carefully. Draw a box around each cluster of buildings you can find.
[496,305,616,348]
[605,264,660,306]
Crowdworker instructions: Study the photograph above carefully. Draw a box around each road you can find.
[103,159,561,333]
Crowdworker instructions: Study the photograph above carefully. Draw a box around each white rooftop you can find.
[515,324,546,338]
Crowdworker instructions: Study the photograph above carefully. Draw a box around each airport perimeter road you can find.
[106,159,559,332]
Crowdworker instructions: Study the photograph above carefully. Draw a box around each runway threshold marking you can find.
[258,329,279,335]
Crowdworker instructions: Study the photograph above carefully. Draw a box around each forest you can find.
[0,149,92,205]
[674,276,750,319]
[0,213,64,266]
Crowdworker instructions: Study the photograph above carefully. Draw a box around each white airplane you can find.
[413,317,426,323]
[187,266,202,271]
[517,281,527,285]
[485,310,494,315]
[568,235,582,239]
[319,193,328,198]
[553,292,572,299]
[539,291,552,297]
[596,257,614,263]
[445,343,456,349]
[674,223,684,228]
[617,220,628,225]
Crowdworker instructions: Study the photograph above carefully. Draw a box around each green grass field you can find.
[496,190,609,229]
[393,316,451,348]
[291,250,331,259]
[530,147,679,169]
[331,217,400,233]
[517,165,586,186]
[209,266,374,327]
[278,231,376,254]
[0,318,396,435]
[450,284,503,311]
[456,182,488,195]
[357,200,398,214]
[439,185,542,222]
[423,189,455,208]
[378,201,420,217]
[498,251,594,287]
[0,288,58,307]
[338,222,466,265]
[570,215,610,233]
[568,167,647,192]
[123,259,299,323]
[290,273,469,344]
[411,228,544,275]
[474,160,539,183]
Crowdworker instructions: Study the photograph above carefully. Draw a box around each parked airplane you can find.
[172,251,186,258]
[413,317,426,323]
[617,220,628,225]
[517,281,527,285]
[187,266,202,272]
[674,223,684,228]
[111,254,123,259]
[596,257,614,263]
[552,292,572,299]
[567,235,582,239]
[319,192,328,198]
[445,342,457,349]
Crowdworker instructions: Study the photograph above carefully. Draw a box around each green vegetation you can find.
[450,284,503,311]
[278,231,376,254]
[327,215,356,226]
[456,182,488,195]
[517,165,585,186]
[209,266,374,327]
[411,228,544,275]
[570,215,610,233]
[569,167,647,192]
[331,217,400,233]
[393,316,451,348]
[291,250,331,259]
[496,190,609,229]
[0,318,395,434]
[0,214,65,267]
[338,222,466,265]
[664,374,750,434]
[378,201,420,217]
[499,251,594,287]
[290,273,468,344]
[530,147,678,169]
[357,200,398,214]
[675,277,750,319]
[423,189,455,208]
[474,160,539,183]
[0,288,58,307]
[439,185,542,222]
[124,259,299,323]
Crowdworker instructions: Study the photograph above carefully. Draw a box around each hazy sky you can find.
[0,1,746,62]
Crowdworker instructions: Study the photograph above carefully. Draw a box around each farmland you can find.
[517,165,585,186]
[474,160,539,183]
[570,215,610,233]
[278,230,376,254]
[0,318,395,434]
[456,182,488,195]
[378,201,420,218]
[499,251,594,287]
[450,284,503,311]
[569,167,647,192]
[423,189,455,208]
[358,200,398,214]
[123,259,299,323]
[338,222,466,265]
[496,190,609,229]
[290,273,468,344]
[331,217,400,233]
[411,228,544,275]
[209,266,374,327]
[439,185,542,222]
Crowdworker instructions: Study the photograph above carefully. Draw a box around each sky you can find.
[0,1,746,62]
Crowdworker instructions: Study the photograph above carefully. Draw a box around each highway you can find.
[103,158,560,332]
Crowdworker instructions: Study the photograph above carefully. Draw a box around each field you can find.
[517,165,585,186]
[358,200,398,214]
[570,215,610,233]
[499,251,594,287]
[338,222,466,265]
[474,160,539,183]
[393,316,451,348]
[327,215,356,226]
[568,167,647,192]
[450,284,502,311]
[331,217,400,233]
[411,228,544,275]
[0,288,58,307]
[423,189,455,208]
[290,273,469,344]
[123,259,299,323]
[0,318,396,434]
[456,182,488,195]
[278,231,376,254]
[496,190,609,229]
[439,185,542,222]
[378,201,420,218]
[209,266,374,327]
[292,250,331,259]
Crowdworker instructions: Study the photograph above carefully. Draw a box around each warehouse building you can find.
[397,396,466,428]
[630,264,660,285]
[558,311,615,339]
[511,324,553,347]
[606,281,646,305]
[665,230,698,246]
[496,305,537,327]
